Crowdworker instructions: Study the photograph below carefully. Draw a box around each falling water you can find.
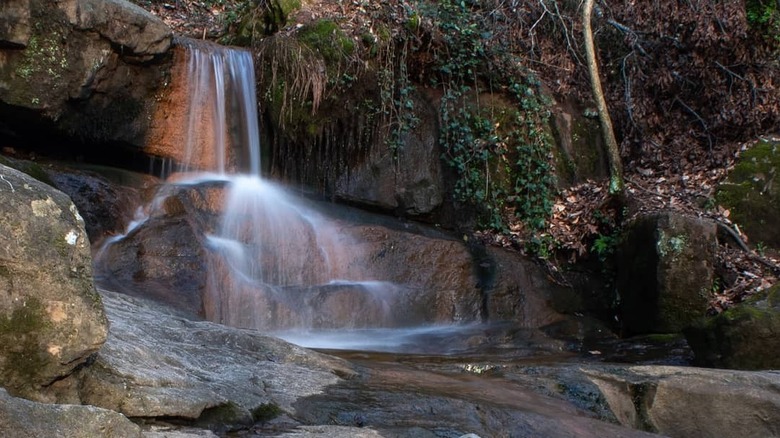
[178,39,261,175]
[98,39,408,337]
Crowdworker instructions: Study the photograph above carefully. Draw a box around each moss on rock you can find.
[0,298,50,394]
[297,20,355,65]
[717,139,780,249]
[685,284,780,370]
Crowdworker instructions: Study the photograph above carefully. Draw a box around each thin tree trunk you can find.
[583,0,624,195]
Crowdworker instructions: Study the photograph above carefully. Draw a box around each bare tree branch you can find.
[583,0,624,195]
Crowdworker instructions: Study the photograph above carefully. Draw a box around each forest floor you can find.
[133,0,779,313]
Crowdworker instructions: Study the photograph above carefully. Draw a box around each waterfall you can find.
[178,38,261,175]
[97,39,402,334]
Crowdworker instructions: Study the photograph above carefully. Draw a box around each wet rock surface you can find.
[45,165,151,243]
[94,177,587,332]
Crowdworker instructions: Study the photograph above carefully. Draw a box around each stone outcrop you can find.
[94,180,215,318]
[550,97,609,187]
[0,163,107,400]
[585,365,780,437]
[717,138,780,249]
[0,0,172,148]
[95,178,482,326]
[62,0,171,56]
[617,212,717,334]
[94,176,584,331]
[334,93,445,216]
[685,285,780,370]
[484,245,576,327]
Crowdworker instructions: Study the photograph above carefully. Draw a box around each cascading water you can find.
[97,39,413,342]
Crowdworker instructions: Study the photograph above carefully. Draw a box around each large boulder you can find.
[483,246,575,327]
[585,365,780,437]
[717,138,780,249]
[617,212,717,334]
[685,285,780,370]
[95,180,220,318]
[0,0,172,147]
[0,163,107,399]
[94,177,589,332]
[0,388,142,438]
[79,289,349,431]
[95,178,483,326]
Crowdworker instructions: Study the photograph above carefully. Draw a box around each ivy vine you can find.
[418,0,556,233]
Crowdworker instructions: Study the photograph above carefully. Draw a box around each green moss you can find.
[716,139,780,248]
[746,0,780,44]
[225,0,301,45]
[298,20,355,65]
[252,402,283,423]
[0,157,54,186]
[197,401,253,430]
[642,333,684,343]
[406,12,421,32]
[726,306,764,324]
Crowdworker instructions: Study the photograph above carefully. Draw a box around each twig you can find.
[714,61,758,104]
[605,18,648,56]
[621,52,640,136]
[673,97,714,153]
[553,0,582,65]
[717,221,780,273]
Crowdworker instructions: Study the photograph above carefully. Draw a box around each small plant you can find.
[747,0,780,47]
[756,241,767,256]
[592,233,618,261]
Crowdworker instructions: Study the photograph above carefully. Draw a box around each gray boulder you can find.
[0,388,142,438]
[0,163,107,400]
[617,212,717,334]
[62,0,171,56]
[78,289,350,430]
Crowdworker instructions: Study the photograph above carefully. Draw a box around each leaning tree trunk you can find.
[583,0,624,195]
